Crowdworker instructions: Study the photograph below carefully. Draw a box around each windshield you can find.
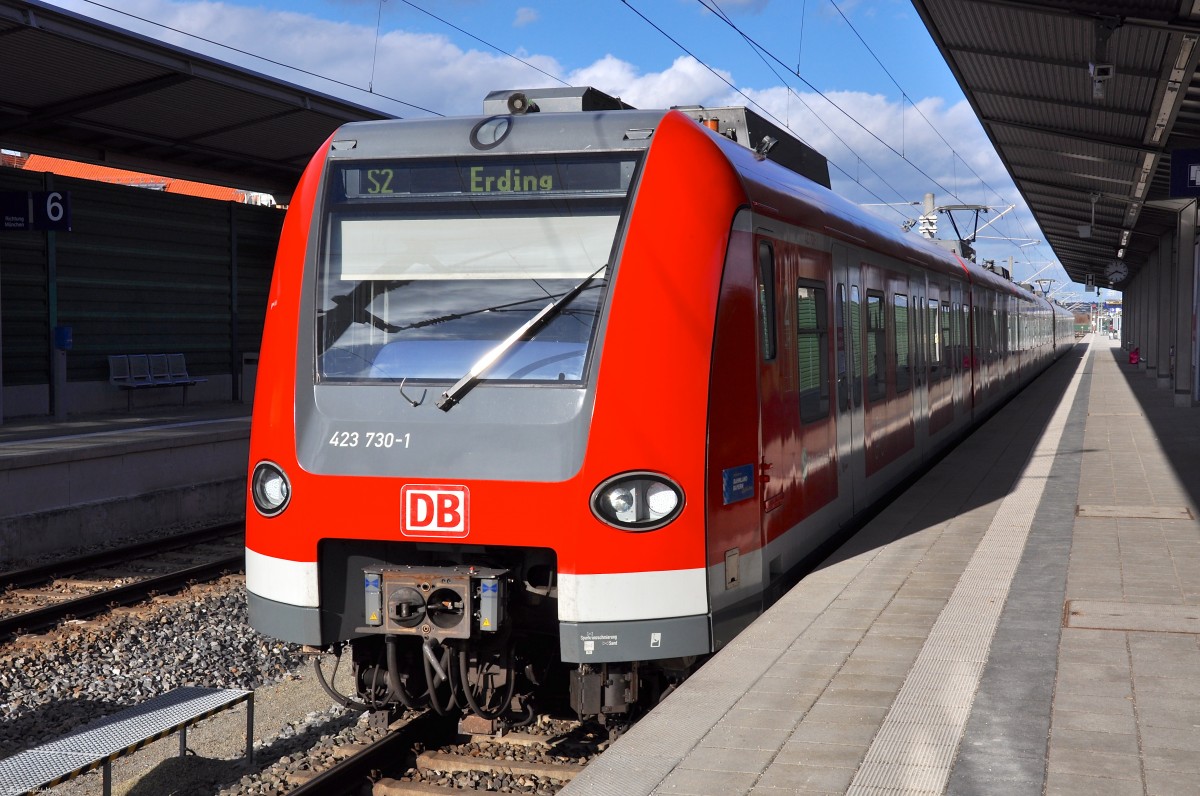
[317,154,639,384]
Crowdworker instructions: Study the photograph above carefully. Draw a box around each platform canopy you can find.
[0,0,397,200]
[913,0,1200,291]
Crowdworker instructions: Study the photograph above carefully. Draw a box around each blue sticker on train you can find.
[722,464,755,505]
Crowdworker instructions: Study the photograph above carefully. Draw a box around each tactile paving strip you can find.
[846,354,1087,795]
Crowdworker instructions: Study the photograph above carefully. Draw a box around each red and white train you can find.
[245,87,1074,723]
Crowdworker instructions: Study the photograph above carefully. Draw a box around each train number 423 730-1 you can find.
[328,431,411,449]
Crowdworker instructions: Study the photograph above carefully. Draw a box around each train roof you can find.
[328,87,830,189]
[327,87,1058,311]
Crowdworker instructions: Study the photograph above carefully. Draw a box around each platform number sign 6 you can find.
[44,192,66,225]
[37,191,71,231]
[0,191,71,232]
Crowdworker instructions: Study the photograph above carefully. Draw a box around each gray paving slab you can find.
[676,746,778,774]
[1044,771,1144,796]
[1144,768,1200,796]
[754,762,857,792]
[774,741,866,769]
[1050,707,1137,735]
[659,767,758,795]
[1138,724,1200,752]
[699,723,797,752]
[1047,747,1143,781]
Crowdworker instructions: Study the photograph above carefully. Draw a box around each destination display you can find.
[335,155,638,200]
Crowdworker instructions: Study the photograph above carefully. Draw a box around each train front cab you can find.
[245,107,783,720]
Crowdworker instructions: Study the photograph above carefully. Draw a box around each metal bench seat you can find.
[0,686,253,796]
[107,353,209,409]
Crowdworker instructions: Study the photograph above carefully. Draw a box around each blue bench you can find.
[108,354,208,409]
[0,686,253,796]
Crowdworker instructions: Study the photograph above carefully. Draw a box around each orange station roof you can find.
[16,153,255,203]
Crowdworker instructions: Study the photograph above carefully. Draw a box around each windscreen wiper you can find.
[436,265,606,411]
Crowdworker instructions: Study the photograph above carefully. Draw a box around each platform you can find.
[564,336,1199,796]
[0,403,251,566]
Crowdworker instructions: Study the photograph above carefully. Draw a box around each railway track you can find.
[0,523,244,642]
[282,710,612,796]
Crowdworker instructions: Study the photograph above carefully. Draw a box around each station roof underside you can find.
[914,0,1200,291]
[0,0,394,200]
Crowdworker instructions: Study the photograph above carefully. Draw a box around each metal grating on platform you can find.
[0,687,252,796]
[846,352,1088,795]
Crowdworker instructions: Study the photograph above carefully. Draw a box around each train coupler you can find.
[359,565,509,641]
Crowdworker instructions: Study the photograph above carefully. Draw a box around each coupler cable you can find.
[422,639,458,715]
[386,634,424,710]
[313,646,372,712]
[458,645,518,720]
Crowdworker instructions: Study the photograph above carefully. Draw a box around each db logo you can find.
[401,485,469,538]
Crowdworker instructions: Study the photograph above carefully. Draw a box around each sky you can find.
[36,0,1111,304]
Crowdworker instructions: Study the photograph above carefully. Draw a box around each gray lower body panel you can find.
[247,590,323,646]
[559,615,711,663]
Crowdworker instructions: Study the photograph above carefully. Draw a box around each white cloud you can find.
[568,55,732,110]
[514,7,539,27]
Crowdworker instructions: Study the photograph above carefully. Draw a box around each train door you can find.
[951,281,966,419]
[755,234,792,606]
[756,237,786,521]
[890,273,917,465]
[832,244,866,515]
[911,275,929,455]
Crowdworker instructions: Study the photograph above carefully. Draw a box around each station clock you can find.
[1104,260,1129,283]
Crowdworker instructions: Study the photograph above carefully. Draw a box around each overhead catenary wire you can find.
[701,0,915,213]
[692,0,972,207]
[369,0,386,93]
[76,0,444,116]
[395,0,571,88]
[822,0,1052,264]
[618,0,912,222]
[691,0,1063,281]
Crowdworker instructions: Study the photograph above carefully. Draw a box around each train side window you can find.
[758,241,777,361]
[974,305,986,362]
[894,293,911,393]
[850,285,863,406]
[835,283,848,410]
[941,301,952,379]
[927,298,941,381]
[797,281,829,423]
[992,309,1002,360]
[961,303,971,367]
[866,291,886,402]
